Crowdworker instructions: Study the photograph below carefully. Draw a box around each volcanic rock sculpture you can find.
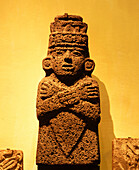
[113,138,139,169]
[36,13,101,168]
[0,149,23,170]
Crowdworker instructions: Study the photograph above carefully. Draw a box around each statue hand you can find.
[77,81,99,100]
[39,81,58,99]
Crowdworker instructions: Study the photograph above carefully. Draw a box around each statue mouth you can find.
[62,64,74,71]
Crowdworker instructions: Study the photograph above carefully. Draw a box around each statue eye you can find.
[56,51,63,55]
[72,51,82,56]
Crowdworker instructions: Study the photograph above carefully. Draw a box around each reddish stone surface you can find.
[0,149,23,169]
[112,138,139,169]
[36,13,101,166]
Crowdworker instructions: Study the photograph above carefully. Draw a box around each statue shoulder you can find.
[37,75,58,100]
[83,75,99,87]
[38,75,55,87]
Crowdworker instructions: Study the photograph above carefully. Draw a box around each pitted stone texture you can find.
[112,138,139,169]
[36,13,101,166]
[36,74,100,165]
[48,13,88,53]
[0,149,23,170]
[51,13,87,34]
[37,124,99,165]
[49,33,88,49]
[50,112,86,156]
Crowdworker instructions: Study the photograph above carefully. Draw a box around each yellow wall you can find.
[0,0,139,169]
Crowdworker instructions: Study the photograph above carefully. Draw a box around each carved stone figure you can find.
[0,149,23,170]
[36,13,101,168]
[113,138,139,170]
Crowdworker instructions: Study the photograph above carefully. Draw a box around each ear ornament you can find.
[84,58,95,75]
[42,56,53,76]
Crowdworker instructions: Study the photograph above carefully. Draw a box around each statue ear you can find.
[84,58,95,74]
[42,56,52,71]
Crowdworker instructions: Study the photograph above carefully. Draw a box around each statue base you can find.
[38,164,100,170]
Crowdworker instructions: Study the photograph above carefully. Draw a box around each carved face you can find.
[51,48,85,76]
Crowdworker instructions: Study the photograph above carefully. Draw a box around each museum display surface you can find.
[36,13,101,169]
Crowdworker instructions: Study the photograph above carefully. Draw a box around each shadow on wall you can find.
[93,75,115,170]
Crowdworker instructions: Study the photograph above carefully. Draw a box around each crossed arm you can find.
[36,77,100,122]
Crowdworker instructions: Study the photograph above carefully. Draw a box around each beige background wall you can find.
[0,0,139,169]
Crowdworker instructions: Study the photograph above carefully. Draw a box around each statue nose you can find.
[64,58,72,63]
[64,50,72,63]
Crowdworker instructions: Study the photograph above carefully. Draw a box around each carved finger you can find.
[87,89,99,93]
[87,95,99,99]
[43,81,52,87]
[41,84,48,90]
[3,160,17,169]
[40,94,48,99]
[82,82,92,87]
[87,86,98,90]
[86,87,97,91]
[87,91,99,95]
[0,156,15,167]
[42,83,51,90]
[40,89,47,94]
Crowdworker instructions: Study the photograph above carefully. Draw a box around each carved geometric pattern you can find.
[49,33,88,48]
[0,149,23,170]
[112,138,139,170]
[50,13,87,34]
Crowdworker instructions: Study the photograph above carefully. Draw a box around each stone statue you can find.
[36,13,101,169]
[0,149,23,170]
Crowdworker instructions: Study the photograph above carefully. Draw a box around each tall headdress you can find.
[47,13,89,57]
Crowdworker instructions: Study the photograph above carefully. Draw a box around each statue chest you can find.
[49,111,86,156]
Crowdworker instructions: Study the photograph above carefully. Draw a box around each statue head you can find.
[43,13,95,77]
